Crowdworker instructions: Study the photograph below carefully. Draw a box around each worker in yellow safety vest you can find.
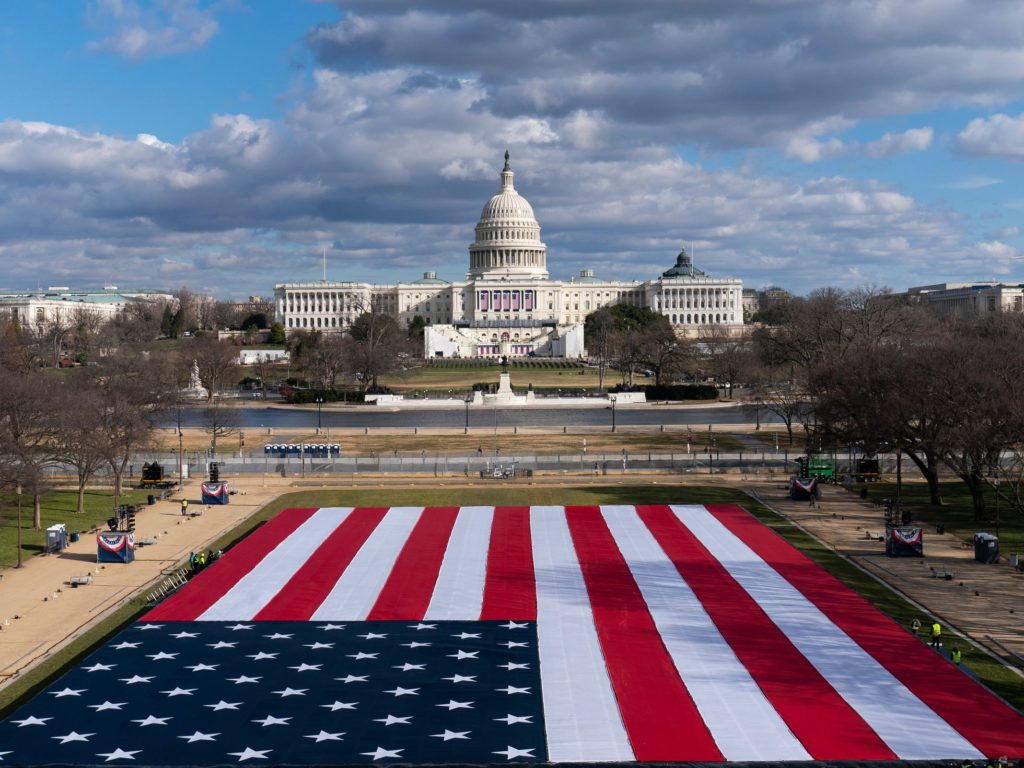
[951,646,962,665]
[930,620,941,648]
[180,498,189,516]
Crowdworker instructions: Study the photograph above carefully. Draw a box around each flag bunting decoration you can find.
[2,504,1022,765]
[96,532,135,564]
[201,482,230,504]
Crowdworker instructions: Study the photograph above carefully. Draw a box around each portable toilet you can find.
[46,523,68,553]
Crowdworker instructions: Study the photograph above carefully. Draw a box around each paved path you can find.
[748,481,1024,666]
[2,473,1021,699]
[0,478,292,688]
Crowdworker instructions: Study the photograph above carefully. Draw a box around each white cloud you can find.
[785,135,844,163]
[86,0,220,59]
[864,127,933,158]
[957,113,1024,160]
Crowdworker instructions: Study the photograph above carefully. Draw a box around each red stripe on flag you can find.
[637,505,896,760]
[481,506,536,620]
[367,507,460,620]
[143,507,320,621]
[707,503,1024,758]
[564,506,722,761]
[252,507,389,621]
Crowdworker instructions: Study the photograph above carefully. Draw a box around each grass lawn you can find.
[858,480,1024,555]
[2,484,1022,716]
[0,488,149,569]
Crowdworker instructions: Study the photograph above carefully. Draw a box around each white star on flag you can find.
[432,730,471,741]
[84,662,115,672]
[247,651,277,661]
[449,650,479,660]
[495,714,533,725]
[442,674,476,683]
[499,662,530,670]
[503,641,528,648]
[136,624,163,631]
[161,687,196,696]
[303,642,333,649]
[305,730,345,742]
[207,641,237,649]
[170,631,199,639]
[228,675,261,684]
[263,633,292,640]
[178,731,219,742]
[112,642,139,649]
[227,746,271,761]
[145,651,177,661]
[347,652,377,660]
[410,623,436,630]
[97,747,142,762]
[89,702,125,712]
[272,687,307,697]
[393,663,425,671]
[320,623,345,630]
[493,746,536,759]
[52,731,95,743]
[402,641,431,648]
[358,632,387,639]
[289,663,321,672]
[436,699,474,710]
[362,747,404,760]
[373,715,411,726]
[185,663,218,672]
[50,687,85,697]
[0,752,11,760]
[496,685,531,695]
[336,674,368,683]
[252,715,291,726]
[501,621,530,629]
[119,675,153,684]
[383,686,418,696]
[227,623,254,631]
[321,701,357,711]
[131,715,171,727]
[204,700,241,711]
[452,632,481,639]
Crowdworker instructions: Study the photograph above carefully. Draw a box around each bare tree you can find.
[0,366,60,528]
[346,312,408,391]
[584,307,616,390]
[640,323,691,386]
[203,400,241,455]
[192,335,240,401]
[52,375,107,514]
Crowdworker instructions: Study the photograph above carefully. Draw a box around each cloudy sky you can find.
[2,1,1023,298]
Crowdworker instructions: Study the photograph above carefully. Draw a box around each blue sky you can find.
[0,1,1022,298]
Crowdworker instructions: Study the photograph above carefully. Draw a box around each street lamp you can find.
[315,396,324,435]
[610,398,617,433]
[464,397,471,434]
[15,483,23,569]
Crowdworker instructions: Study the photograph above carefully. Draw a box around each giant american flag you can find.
[2,504,1022,765]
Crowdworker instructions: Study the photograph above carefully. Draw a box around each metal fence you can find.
[45,450,926,480]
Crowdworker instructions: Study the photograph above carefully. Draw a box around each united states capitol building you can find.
[274,153,743,358]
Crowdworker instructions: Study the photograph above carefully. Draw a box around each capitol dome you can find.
[468,151,548,280]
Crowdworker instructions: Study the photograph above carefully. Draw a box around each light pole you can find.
[995,477,1000,540]
[315,397,323,435]
[15,483,23,569]
[464,398,471,434]
[611,398,617,433]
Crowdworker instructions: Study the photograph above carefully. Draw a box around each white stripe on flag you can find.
[199,507,354,621]
[425,506,494,620]
[310,507,424,621]
[673,505,982,761]
[530,505,634,763]
[600,505,810,761]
